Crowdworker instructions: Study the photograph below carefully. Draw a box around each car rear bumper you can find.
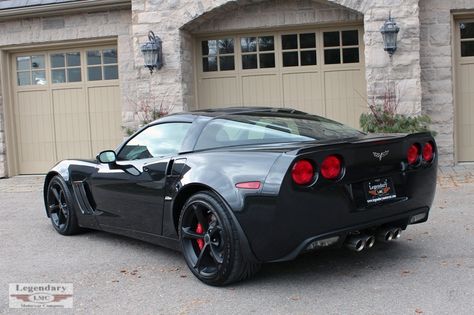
[234,167,437,262]
[267,206,429,262]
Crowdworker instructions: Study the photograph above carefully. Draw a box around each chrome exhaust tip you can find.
[365,235,376,249]
[377,229,394,242]
[392,228,402,240]
[345,236,366,252]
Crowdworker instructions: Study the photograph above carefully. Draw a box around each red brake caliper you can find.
[196,223,204,250]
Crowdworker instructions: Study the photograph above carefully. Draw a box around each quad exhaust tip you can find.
[376,228,402,242]
[345,235,374,252]
[345,228,402,251]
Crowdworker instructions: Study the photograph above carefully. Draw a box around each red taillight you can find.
[422,142,434,162]
[291,159,314,185]
[407,144,420,165]
[320,155,342,180]
[235,181,261,189]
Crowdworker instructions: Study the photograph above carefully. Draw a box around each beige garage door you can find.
[196,26,367,128]
[12,46,122,174]
[456,21,474,162]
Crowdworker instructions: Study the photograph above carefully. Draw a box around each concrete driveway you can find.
[0,168,473,315]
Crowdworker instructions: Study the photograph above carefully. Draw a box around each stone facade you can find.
[131,0,423,116]
[1,0,473,176]
[419,0,474,165]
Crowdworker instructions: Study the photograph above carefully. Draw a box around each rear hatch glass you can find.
[195,113,364,150]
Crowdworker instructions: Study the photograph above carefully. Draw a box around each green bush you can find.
[359,82,434,135]
[360,110,433,134]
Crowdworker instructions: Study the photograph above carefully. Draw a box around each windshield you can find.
[195,113,364,150]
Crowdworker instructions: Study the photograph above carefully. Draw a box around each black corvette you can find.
[43,107,437,285]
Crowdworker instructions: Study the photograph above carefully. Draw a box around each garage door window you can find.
[282,33,317,67]
[16,55,46,86]
[323,30,359,64]
[51,52,82,84]
[460,23,474,57]
[201,38,235,72]
[87,48,119,81]
[241,36,275,69]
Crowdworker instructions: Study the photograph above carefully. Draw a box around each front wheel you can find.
[46,176,81,235]
[178,191,260,286]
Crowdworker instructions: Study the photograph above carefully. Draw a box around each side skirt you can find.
[99,224,181,251]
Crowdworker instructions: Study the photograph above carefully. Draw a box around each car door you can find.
[88,122,192,235]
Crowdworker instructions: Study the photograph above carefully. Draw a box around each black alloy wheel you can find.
[179,191,260,286]
[46,176,80,235]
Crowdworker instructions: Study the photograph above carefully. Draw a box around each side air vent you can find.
[72,181,96,215]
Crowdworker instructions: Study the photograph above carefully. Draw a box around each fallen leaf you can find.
[415,308,423,314]
[120,270,127,274]
[180,274,187,278]
[290,296,300,301]
[401,270,411,276]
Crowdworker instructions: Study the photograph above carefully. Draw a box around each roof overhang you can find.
[0,0,131,21]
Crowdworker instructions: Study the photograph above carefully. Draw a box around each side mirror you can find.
[97,150,117,164]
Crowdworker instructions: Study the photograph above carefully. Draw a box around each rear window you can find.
[195,113,363,150]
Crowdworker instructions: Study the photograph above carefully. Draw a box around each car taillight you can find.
[320,155,342,180]
[291,159,314,185]
[407,144,420,165]
[422,142,434,162]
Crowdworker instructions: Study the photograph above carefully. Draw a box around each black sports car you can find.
[43,107,437,285]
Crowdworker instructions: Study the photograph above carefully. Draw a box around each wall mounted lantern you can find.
[380,14,400,57]
[140,31,163,73]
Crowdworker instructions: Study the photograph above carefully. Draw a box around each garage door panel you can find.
[198,77,240,108]
[283,72,323,115]
[12,46,122,174]
[456,21,474,161]
[15,90,56,174]
[88,85,123,154]
[52,88,92,161]
[324,69,366,128]
[242,75,280,106]
[197,27,366,127]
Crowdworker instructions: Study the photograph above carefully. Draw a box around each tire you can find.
[46,175,81,235]
[178,191,261,286]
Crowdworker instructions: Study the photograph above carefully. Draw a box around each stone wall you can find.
[132,0,423,122]
[1,0,463,176]
[419,0,473,166]
[0,9,133,177]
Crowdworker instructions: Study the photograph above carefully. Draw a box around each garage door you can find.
[196,26,367,128]
[456,21,474,162]
[12,46,122,174]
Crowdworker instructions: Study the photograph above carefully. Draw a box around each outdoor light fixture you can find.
[140,31,163,73]
[380,13,400,57]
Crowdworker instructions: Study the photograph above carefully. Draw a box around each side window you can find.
[117,123,191,161]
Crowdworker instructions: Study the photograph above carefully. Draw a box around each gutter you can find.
[0,0,131,21]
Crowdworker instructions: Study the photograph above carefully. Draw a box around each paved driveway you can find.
[0,169,473,315]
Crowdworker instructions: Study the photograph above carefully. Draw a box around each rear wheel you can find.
[46,176,81,235]
[178,191,260,286]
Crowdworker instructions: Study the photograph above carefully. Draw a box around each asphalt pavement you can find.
[0,171,473,315]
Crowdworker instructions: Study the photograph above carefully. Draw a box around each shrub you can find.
[359,83,433,135]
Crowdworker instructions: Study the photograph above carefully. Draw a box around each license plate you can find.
[365,178,396,204]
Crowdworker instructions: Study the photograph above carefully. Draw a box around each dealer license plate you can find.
[365,178,397,204]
